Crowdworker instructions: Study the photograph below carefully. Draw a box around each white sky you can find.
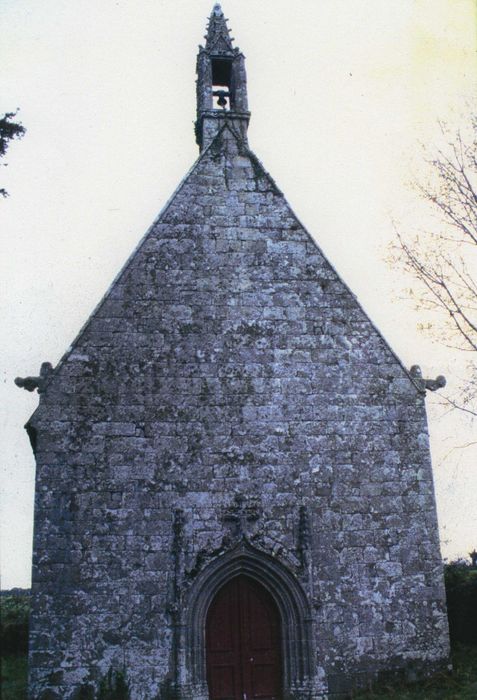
[1,0,476,589]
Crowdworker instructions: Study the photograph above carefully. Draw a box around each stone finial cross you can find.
[15,362,53,393]
[409,365,446,393]
[223,494,260,538]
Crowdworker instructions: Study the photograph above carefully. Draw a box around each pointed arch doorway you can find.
[206,575,282,700]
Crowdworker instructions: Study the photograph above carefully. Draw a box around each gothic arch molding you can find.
[183,539,316,697]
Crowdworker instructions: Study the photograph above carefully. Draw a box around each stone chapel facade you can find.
[23,5,450,699]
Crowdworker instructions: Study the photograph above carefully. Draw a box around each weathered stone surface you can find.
[26,5,449,700]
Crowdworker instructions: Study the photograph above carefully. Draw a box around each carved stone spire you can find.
[195,4,250,151]
[205,4,234,54]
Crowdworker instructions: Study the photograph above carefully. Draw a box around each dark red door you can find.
[206,576,282,700]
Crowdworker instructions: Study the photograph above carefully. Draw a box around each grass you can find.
[352,644,477,699]
[1,645,476,699]
[0,654,27,700]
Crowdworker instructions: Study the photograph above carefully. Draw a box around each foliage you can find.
[352,644,477,698]
[0,110,26,197]
[74,685,96,700]
[444,559,477,589]
[1,590,130,699]
[97,667,130,700]
[445,560,477,645]
[1,571,476,698]
[2,647,476,700]
[0,654,28,700]
[0,590,30,655]
[391,115,477,416]
[64,668,130,699]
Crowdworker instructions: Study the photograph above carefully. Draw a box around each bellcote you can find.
[195,4,250,151]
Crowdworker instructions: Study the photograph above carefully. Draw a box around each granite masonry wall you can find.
[27,124,449,699]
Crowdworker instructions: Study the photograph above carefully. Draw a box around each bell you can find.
[213,89,229,109]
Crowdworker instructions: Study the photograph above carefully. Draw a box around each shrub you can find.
[444,560,477,645]
[97,668,130,700]
[0,590,30,656]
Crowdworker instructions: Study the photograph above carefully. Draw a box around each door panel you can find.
[206,576,282,700]
[208,665,238,700]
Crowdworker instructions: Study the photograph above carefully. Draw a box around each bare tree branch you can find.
[0,110,26,198]
[391,116,477,418]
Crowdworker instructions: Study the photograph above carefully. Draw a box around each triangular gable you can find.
[29,123,418,425]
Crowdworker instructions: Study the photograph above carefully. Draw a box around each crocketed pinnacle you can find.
[196,4,249,150]
[205,4,234,54]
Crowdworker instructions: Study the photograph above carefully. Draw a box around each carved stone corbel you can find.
[15,362,53,393]
[409,365,446,393]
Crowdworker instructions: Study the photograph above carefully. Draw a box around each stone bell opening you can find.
[211,58,232,110]
[206,575,282,700]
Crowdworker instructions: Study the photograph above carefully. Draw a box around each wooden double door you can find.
[206,575,282,700]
